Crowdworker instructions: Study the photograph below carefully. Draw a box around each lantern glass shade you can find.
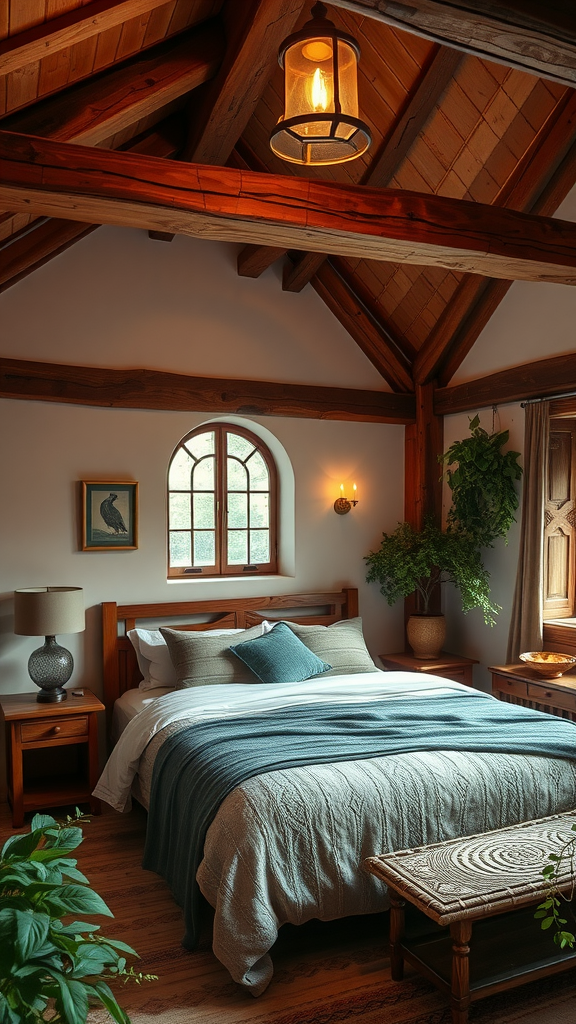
[270,6,371,166]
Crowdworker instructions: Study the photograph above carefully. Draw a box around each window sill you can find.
[167,573,295,585]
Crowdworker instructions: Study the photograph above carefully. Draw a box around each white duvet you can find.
[94,672,576,995]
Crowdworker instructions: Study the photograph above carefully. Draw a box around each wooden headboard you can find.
[102,588,359,721]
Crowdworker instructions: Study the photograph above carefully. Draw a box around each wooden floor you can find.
[2,799,575,1024]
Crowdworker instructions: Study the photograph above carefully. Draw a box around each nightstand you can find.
[0,689,105,828]
[490,664,576,721]
[379,651,478,688]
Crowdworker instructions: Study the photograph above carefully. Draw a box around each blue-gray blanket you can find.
[142,693,576,947]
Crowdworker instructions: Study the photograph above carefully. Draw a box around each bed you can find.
[94,589,576,996]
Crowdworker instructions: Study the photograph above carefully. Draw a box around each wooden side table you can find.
[379,651,478,688]
[0,689,105,828]
[490,664,576,721]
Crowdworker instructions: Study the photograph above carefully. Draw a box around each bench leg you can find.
[389,887,405,981]
[450,919,472,1024]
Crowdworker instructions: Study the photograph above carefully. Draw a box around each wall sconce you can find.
[270,2,371,166]
[334,483,358,515]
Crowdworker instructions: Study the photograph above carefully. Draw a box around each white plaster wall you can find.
[0,228,405,736]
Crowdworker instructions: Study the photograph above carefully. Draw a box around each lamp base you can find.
[28,636,72,703]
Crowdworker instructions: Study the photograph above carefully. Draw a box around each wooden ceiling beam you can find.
[435,352,576,416]
[0,0,202,77]
[329,0,576,87]
[0,357,416,424]
[414,90,576,385]
[279,45,463,293]
[1,21,224,148]
[312,259,414,392]
[3,133,576,284]
[237,244,286,277]
[0,118,182,291]
[184,0,305,165]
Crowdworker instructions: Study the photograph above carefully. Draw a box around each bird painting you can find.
[100,493,128,534]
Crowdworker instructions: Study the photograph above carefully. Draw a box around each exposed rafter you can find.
[2,132,576,283]
[0,0,212,77]
[434,352,576,415]
[329,0,576,87]
[311,259,414,392]
[184,0,305,165]
[414,89,576,385]
[0,358,415,424]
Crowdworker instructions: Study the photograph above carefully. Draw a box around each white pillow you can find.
[128,626,255,690]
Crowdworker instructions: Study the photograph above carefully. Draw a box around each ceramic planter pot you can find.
[406,613,446,660]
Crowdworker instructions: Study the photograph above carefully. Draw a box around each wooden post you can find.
[450,919,473,1024]
[388,887,405,981]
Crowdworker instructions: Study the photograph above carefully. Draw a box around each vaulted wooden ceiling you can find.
[1,0,575,403]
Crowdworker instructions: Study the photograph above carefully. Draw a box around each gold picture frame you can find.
[81,481,138,551]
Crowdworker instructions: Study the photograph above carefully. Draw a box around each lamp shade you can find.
[14,587,85,637]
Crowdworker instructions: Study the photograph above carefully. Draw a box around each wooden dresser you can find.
[490,664,576,721]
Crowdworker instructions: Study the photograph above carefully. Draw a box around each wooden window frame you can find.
[167,423,278,579]
[543,399,576,622]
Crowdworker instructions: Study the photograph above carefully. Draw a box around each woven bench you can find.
[365,812,576,1024]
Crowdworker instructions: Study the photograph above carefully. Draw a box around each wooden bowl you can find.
[519,651,576,679]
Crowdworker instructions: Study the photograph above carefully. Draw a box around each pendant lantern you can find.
[270,2,371,167]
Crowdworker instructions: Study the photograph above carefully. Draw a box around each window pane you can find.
[227,457,247,490]
[169,448,193,489]
[228,492,248,528]
[250,530,269,563]
[169,531,191,567]
[193,492,215,529]
[169,492,191,529]
[250,493,269,528]
[247,451,269,489]
[185,431,214,460]
[227,433,255,460]
[193,455,214,490]
[194,531,215,566]
[228,530,247,564]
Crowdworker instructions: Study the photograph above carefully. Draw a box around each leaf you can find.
[30,813,57,832]
[39,884,114,918]
[541,917,554,929]
[90,980,131,1024]
[52,971,90,1024]
[102,938,138,956]
[54,920,101,937]
[14,909,50,963]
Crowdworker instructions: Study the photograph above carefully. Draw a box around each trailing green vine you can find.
[534,822,576,949]
[441,414,523,549]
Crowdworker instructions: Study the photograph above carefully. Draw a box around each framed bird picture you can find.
[81,481,138,551]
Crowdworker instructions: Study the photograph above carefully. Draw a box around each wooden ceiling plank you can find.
[1,20,224,146]
[413,89,576,385]
[237,243,286,277]
[0,0,188,76]
[435,352,576,416]
[331,255,417,365]
[312,260,414,392]
[3,132,576,283]
[184,0,305,165]
[0,356,416,424]
[328,0,576,88]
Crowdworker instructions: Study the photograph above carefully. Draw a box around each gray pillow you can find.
[159,624,266,687]
[285,617,377,676]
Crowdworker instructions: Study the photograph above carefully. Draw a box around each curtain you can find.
[506,401,549,662]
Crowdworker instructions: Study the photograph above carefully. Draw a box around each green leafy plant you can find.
[0,810,156,1024]
[534,822,576,950]
[441,414,523,549]
[365,517,500,625]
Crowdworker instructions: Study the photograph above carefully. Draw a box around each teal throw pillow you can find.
[229,621,331,684]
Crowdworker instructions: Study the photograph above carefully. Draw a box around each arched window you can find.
[167,423,278,578]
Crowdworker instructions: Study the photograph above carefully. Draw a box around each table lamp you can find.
[14,587,85,703]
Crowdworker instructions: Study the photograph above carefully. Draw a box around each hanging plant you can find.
[441,414,523,549]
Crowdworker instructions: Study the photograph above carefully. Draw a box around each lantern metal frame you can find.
[270,2,372,167]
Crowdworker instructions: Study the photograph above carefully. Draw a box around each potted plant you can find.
[365,417,522,658]
[0,809,155,1024]
[365,518,499,658]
